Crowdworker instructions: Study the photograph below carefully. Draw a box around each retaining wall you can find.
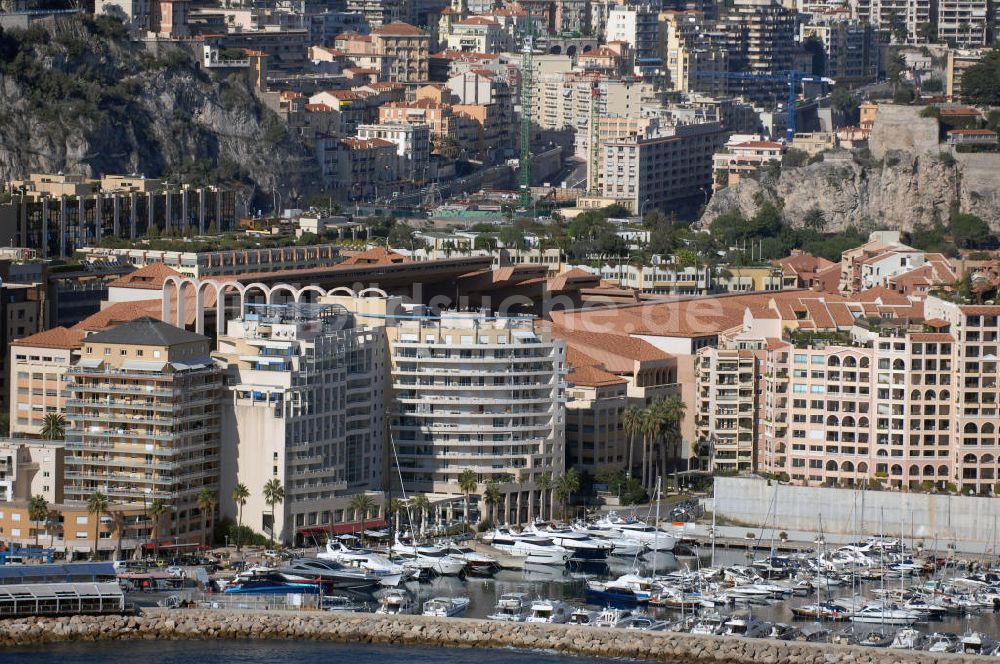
[0,609,984,663]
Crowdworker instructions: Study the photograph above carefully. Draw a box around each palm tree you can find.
[409,494,431,536]
[196,488,216,544]
[622,406,643,480]
[40,413,66,440]
[536,472,553,521]
[483,482,502,525]
[457,469,477,530]
[112,510,126,561]
[554,469,581,521]
[657,396,687,485]
[231,483,249,552]
[87,491,109,561]
[262,478,284,547]
[349,493,376,538]
[387,498,406,535]
[148,499,167,559]
[28,495,47,547]
[640,405,665,491]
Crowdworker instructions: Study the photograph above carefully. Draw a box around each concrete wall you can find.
[714,476,1000,548]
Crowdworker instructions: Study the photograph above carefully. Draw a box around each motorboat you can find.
[722,613,771,638]
[528,525,612,561]
[889,627,924,650]
[607,539,648,557]
[925,632,960,653]
[441,543,498,574]
[593,607,632,628]
[585,573,656,604]
[487,592,531,622]
[318,542,408,586]
[769,623,801,640]
[391,540,467,576]
[422,596,470,617]
[487,530,571,566]
[567,608,600,626]
[594,515,676,552]
[617,612,669,631]
[690,610,726,635]
[376,589,417,615]
[852,629,894,648]
[222,570,320,595]
[321,595,367,612]
[277,557,382,592]
[849,604,921,626]
[525,599,572,624]
[959,630,996,655]
[790,600,853,621]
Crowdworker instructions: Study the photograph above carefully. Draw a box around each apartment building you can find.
[722,0,798,102]
[445,17,510,52]
[712,139,784,190]
[696,346,761,473]
[79,245,342,279]
[333,137,399,202]
[64,318,222,544]
[946,49,986,101]
[565,353,629,473]
[606,4,660,63]
[937,0,989,46]
[356,123,432,183]
[371,22,430,84]
[660,10,729,96]
[0,283,43,413]
[214,300,387,546]
[599,261,714,295]
[598,119,726,213]
[852,0,931,43]
[800,17,880,85]
[0,440,64,503]
[386,310,566,525]
[9,327,83,437]
[0,498,150,557]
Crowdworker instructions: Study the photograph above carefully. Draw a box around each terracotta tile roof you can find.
[924,318,949,328]
[340,245,410,265]
[548,267,600,292]
[847,286,911,305]
[305,103,335,112]
[11,326,84,350]
[74,300,165,333]
[553,326,672,364]
[455,16,499,25]
[569,362,628,388]
[373,22,426,36]
[910,332,955,342]
[958,305,1000,314]
[107,263,183,291]
[948,129,996,136]
[341,137,396,149]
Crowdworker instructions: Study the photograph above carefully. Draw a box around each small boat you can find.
[722,613,771,638]
[889,627,924,650]
[959,630,996,655]
[791,600,853,621]
[567,608,600,626]
[487,592,531,622]
[322,595,367,612]
[853,629,894,648]
[525,599,573,624]
[585,574,655,604]
[593,607,632,628]
[278,557,382,592]
[376,589,416,615]
[442,544,498,574]
[769,623,801,640]
[924,632,960,653]
[690,610,726,635]
[422,596,470,617]
[317,544,408,587]
[617,612,669,631]
[222,570,320,595]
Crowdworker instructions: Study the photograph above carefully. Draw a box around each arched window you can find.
[842,416,856,427]
[964,422,979,434]
[964,453,978,464]
[909,465,919,476]
[983,423,995,434]
[826,415,839,426]
[841,461,854,472]
[923,464,935,476]
[925,389,937,400]
[826,460,838,471]
[911,390,921,400]
[893,359,905,371]
[938,465,949,476]
[859,357,870,368]
[858,462,869,473]
[891,464,903,475]
[828,356,841,367]
[844,356,857,368]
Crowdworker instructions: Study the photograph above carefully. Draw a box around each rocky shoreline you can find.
[0,609,983,662]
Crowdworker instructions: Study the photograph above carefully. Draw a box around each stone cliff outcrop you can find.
[700,149,1000,231]
[0,17,312,206]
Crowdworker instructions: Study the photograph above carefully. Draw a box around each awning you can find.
[297,519,387,537]
[140,541,210,551]
[77,359,103,369]
[121,360,168,372]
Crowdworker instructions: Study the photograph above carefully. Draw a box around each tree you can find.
[483,482,502,525]
[457,469,478,529]
[473,234,498,255]
[803,208,827,232]
[674,248,700,270]
[148,499,167,559]
[656,396,687,484]
[28,495,47,548]
[640,406,665,490]
[410,494,431,536]
[554,469,581,520]
[622,406,643,481]
[951,212,991,249]
[231,483,249,551]
[349,493,376,537]
[830,87,858,115]
[893,86,916,104]
[87,491,110,561]
[536,472,553,521]
[40,413,66,440]
[387,498,405,535]
[961,47,1000,107]
[196,488,216,544]
[921,78,943,93]
[886,51,907,85]
[498,225,527,250]
[112,510,126,561]
[262,478,284,547]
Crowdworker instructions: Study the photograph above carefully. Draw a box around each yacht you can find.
[607,539,648,557]
[223,570,320,595]
[441,543,498,574]
[925,632,960,653]
[422,596,471,617]
[690,610,726,635]
[586,573,656,604]
[722,613,771,638]
[487,592,531,622]
[525,599,573,624]
[277,557,382,592]
[567,608,601,626]
[959,630,996,655]
[528,525,612,561]
[318,542,408,586]
[391,540,467,576]
[594,515,676,552]
[617,612,669,631]
[849,604,921,626]
[889,627,924,650]
[487,530,571,566]
[376,589,417,615]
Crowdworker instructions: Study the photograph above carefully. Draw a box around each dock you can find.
[465,540,524,569]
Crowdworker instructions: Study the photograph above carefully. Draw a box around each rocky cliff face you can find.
[700,148,1000,230]
[0,17,312,208]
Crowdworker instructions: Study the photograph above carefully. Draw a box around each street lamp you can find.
[639,197,651,218]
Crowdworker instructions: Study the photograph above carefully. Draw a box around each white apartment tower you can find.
[215,302,387,546]
[387,310,566,525]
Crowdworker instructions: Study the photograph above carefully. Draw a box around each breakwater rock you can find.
[0,609,983,663]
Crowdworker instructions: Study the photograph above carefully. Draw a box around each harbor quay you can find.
[0,609,987,663]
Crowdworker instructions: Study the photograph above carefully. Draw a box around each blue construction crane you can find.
[692,70,833,142]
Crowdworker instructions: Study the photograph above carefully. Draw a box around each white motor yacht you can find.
[391,540,467,576]
[594,516,676,552]
[567,608,601,626]
[525,599,573,624]
[487,592,531,622]
[422,596,471,617]
[318,542,408,586]
[376,589,417,615]
[690,610,726,635]
[487,530,571,566]
[593,607,632,628]
[849,604,921,626]
[722,613,772,638]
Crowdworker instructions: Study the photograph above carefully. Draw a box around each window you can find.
[76,516,88,525]
[11,513,20,522]
[794,354,807,364]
